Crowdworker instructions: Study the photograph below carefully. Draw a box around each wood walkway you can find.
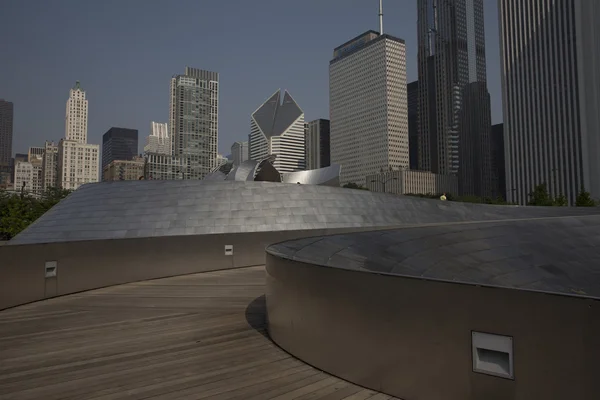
[0,266,397,400]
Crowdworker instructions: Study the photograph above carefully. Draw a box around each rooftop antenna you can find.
[379,0,384,35]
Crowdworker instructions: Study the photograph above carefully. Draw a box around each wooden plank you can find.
[0,266,399,399]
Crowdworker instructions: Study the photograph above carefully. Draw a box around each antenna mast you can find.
[379,0,384,35]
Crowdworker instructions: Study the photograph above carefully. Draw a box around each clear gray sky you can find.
[0,0,502,156]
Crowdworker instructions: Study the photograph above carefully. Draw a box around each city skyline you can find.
[0,0,503,157]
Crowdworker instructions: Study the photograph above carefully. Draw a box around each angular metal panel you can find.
[10,179,600,246]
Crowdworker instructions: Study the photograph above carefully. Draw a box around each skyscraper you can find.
[417,0,492,197]
[330,30,409,186]
[58,81,99,190]
[231,141,248,166]
[42,141,58,190]
[407,81,419,170]
[170,67,219,180]
[101,127,138,172]
[64,82,88,143]
[143,122,186,181]
[28,147,44,195]
[249,89,305,173]
[145,122,170,155]
[305,119,330,170]
[0,100,13,168]
[499,0,600,205]
[490,123,505,200]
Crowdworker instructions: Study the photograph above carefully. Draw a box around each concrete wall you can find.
[0,226,395,311]
[266,255,600,400]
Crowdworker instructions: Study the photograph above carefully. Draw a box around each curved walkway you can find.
[0,267,395,400]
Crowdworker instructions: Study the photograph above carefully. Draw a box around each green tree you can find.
[527,183,553,206]
[527,183,569,206]
[40,187,72,209]
[552,194,568,207]
[0,187,71,241]
[575,187,597,207]
[342,182,368,190]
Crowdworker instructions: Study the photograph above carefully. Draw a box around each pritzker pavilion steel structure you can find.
[2,177,600,399]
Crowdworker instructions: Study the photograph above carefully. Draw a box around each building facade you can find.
[103,157,145,181]
[28,147,44,195]
[145,122,170,155]
[366,169,458,196]
[407,81,419,170]
[305,119,330,170]
[330,31,409,186]
[499,0,600,205]
[101,127,138,172]
[13,161,33,194]
[170,67,219,180]
[249,89,305,173]
[0,100,13,168]
[42,141,58,190]
[144,153,188,180]
[28,147,44,160]
[12,148,45,195]
[231,141,248,166]
[58,82,100,190]
[417,0,493,198]
[491,123,506,200]
[458,82,493,198]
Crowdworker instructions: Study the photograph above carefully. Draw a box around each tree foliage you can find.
[527,183,553,206]
[343,182,369,190]
[0,187,71,241]
[404,192,514,205]
[527,183,567,206]
[575,187,597,207]
[552,194,568,207]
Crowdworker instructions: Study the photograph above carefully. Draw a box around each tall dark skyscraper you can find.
[407,81,419,170]
[0,100,14,168]
[101,127,138,172]
[417,0,492,197]
[491,123,505,200]
[305,119,330,170]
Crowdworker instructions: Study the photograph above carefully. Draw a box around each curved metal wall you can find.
[10,180,600,245]
[1,226,390,311]
[265,254,600,400]
[280,164,341,186]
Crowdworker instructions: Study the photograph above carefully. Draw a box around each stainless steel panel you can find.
[265,255,600,400]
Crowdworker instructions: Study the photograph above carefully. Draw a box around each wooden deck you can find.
[0,266,397,400]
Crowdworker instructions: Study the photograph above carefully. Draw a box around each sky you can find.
[0,0,502,157]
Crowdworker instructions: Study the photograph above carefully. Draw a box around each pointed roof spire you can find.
[73,80,82,91]
[379,0,384,35]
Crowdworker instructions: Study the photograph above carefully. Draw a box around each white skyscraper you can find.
[249,89,305,173]
[145,122,170,155]
[499,0,600,204]
[329,30,409,186]
[58,81,99,190]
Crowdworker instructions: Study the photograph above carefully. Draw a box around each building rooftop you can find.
[268,215,600,299]
[331,31,406,64]
[10,180,600,246]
